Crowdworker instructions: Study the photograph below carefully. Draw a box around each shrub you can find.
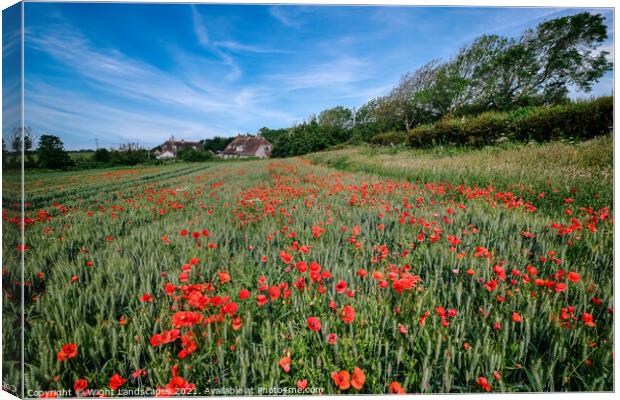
[93,148,111,163]
[177,148,213,162]
[369,131,407,146]
[407,96,613,148]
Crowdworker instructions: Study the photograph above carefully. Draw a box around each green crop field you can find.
[2,136,613,396]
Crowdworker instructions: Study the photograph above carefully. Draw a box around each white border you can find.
[0,1,616,400]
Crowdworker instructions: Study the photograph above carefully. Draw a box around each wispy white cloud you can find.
[190,5,242,81]
[23,15,301,146]
[213,40,286,54]
[26,82,223,148]
[268,6,304,28]
[267,56,372,91]
[190,5,210,47]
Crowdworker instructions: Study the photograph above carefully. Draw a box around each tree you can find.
[520,12,612,104]
[202,136,235,153]
[413,12,612,118]
[428,35,510,116]
[37,135,73,169]
[256,127,288,144]
[434,12,612,113]
[318,106,353,130]
[386,61,440,132]
[2,139,7,169]
[8,126,36,168]
[93,148,111,163]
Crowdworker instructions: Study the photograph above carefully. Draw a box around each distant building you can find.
[220,135,272,159]
[154,137,202,159]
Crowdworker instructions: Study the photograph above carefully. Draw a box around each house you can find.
[154,137,202,159]
[220,135,272,159]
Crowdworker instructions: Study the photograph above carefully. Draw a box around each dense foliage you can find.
[37,135,75,169]
[271,120,349,158]
[407,96,613,147]
[201,136,235,153]
[177,148,214,162]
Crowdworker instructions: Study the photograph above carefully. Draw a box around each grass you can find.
[305,135,613,214]
[1,137,613,395]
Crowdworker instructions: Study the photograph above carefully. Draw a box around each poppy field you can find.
[1,138,614,396]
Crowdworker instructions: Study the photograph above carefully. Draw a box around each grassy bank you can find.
[304,135,613,214]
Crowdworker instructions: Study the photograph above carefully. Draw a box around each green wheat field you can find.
[2,136,613,396]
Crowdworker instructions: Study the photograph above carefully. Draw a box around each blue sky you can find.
[11,3,615,150]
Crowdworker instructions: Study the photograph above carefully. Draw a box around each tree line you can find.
[265,12,612,157]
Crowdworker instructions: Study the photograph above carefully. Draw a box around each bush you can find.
[177,148,213,162]
[407,96,613,148]
[109,149,150,166]
[93,148,111,163]
[369,131,407,146]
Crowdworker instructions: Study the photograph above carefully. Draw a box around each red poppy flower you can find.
[582,312,596,327]
[477,377,491,392]
[351,367,365,390]
[297,380,308,391]
[279,356,291,373]
[484,280,498,292]
[57,344,78,362]
[419,310,430,325]
[312,225,326,238]
[269,286,281,300]
[512,312,523,323]
[109,374,127,390]
[219,271,231,284]
[340,305,355,324]
[162,329,180,343]
[331,370,350,390]
[256,294,268,306]
[150,334,164,346]
[74,379,88,394]
[132,369,146,379]
[238,289,250,300]
[232,316,243,331]
[307,317,321,331]
[389,382,405,394]
[280,251,293,264]
[327,333,338,345]
[171,311,203,328]
[180,229,188,237]
[555,282,567,293]
[335,280,347,293]
[568,272,581,283]
[140,293,153,302]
